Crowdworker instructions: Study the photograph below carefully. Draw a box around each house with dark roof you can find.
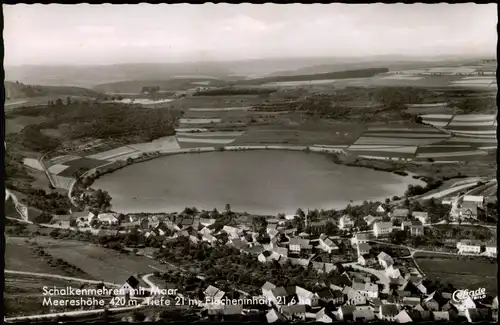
[289,238,312,253]
[309,220,327,235]
[377,251,394,269]
[280,304,306,321]
[118,276,140,298]
[353,308,375,322]
[267,286,288,307]
[433,311,450,321]
[337,305,355,321]
[330,274,352,288]
[357,254,377,267]
[379,304,399,321]
[391,208,410,219]
[357,243,371,255]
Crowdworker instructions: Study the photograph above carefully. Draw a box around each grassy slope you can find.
[414,255,497,294]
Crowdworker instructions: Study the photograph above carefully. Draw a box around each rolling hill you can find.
[5,81,102,100]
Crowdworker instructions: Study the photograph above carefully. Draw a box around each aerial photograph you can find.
[2,3,498,323]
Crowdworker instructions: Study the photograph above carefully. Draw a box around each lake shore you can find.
[88,149,425,215]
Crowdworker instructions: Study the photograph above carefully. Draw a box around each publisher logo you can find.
[452,288,486,302]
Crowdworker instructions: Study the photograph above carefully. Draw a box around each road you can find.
[342,262,390,294]
[5,189,29,222]
[38,153,57,189]
[419,182,479,201]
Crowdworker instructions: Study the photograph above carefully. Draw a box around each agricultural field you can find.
[57,157,109,178]
[420,114,453,127]
[414,254,497,295]
[5,115,48,134]
[232,123,364,146]
[23,237,172,285]
[351,124,450,158]
[87,146,138,161]
[5,238,84,276]
[4,274,103,317]
[127,135,181,152]
[404,103,454,115]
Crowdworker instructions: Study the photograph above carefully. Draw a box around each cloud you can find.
[220,15,284,33]
[77,25,116,34]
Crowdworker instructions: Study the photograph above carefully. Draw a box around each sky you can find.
[3,3,497,66]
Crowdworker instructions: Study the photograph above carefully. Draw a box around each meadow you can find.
[414,254,497,295]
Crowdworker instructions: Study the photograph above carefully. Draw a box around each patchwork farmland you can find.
[31,94,496,191]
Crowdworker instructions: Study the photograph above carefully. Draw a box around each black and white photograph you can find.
[2,3,498,323]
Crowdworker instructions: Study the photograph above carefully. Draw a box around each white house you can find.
[410,222,424,237]
[204,285,225,303]
[319,234,339,253]
[412,212,429,225]
[315,308,333,323]
[364,215,383,227]
[485,241,497,257]
[97,213,119,225]
[373,221,393,238]
[339,215,355,230]
[463,195,484,208]
[377,251,394,269]
[295,286,319,307]
[266,308,285,323]
[343,286,367,305]
[87,211,98,223]
[457,240,482,254]
[351,233,370,246]
[376,205,386,214]
[395,310,413,323]
[289,238,312,253]
[352,282,379,299]
[222,225,241,239]
[258,251,282,263]
[118,276,140,298]
[202,233,217,245]
[386,265,401,279]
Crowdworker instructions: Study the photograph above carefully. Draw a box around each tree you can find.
[252,216,267,233]
[88,189,112,211]
[296,208,305,219]
[66,96,72,106]
[35,212,53,224]
[55,98,64,107]
[225,203,231,214]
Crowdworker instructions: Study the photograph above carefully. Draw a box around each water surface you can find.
[94,151,423,215]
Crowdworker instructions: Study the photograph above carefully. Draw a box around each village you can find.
[38,190,497,323]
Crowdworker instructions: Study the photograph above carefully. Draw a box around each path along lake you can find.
[94,150,424,215]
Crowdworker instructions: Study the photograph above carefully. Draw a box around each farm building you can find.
[457,240,483,254]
